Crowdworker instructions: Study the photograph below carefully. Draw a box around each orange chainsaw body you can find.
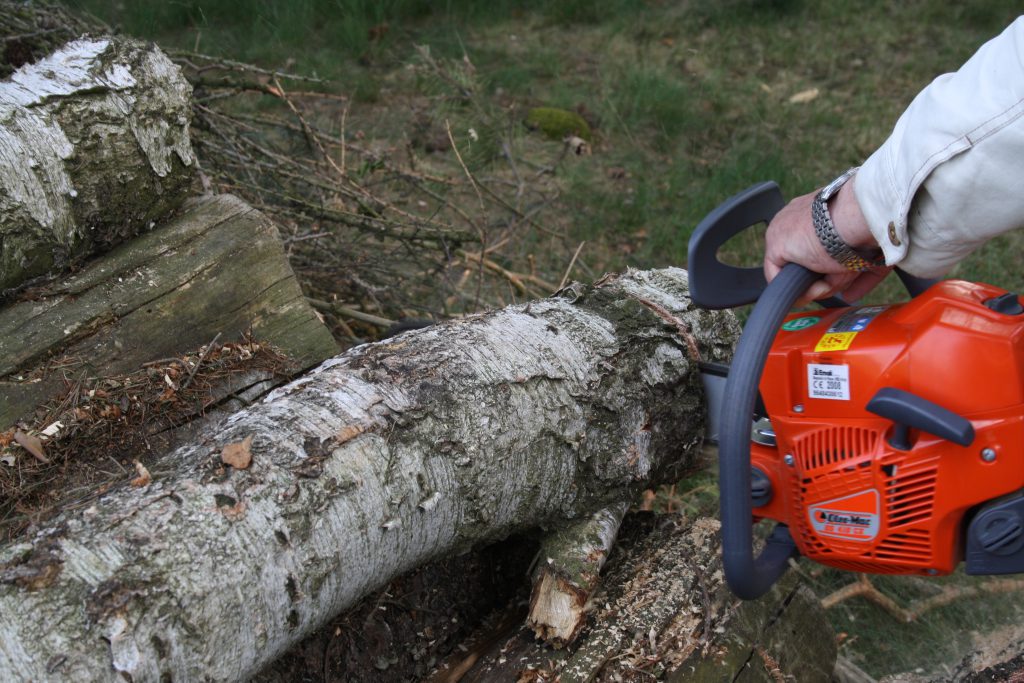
[751,280,1024,575]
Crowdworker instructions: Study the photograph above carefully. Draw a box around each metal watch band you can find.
[812,167,882,272]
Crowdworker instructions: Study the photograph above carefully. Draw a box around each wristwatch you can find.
[812,167,883,272]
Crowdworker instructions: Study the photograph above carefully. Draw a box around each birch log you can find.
[0,36,196,294]
[0,267,738,682]
[0,193,339,431]
[527,501,630,647]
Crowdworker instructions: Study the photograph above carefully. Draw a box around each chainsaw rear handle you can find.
[719,263,816,599]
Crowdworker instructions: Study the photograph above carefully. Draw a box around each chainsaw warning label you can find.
[813,306,888,352]
[814,331,857,352]
[808,363,850,400]
[809,490,880,542]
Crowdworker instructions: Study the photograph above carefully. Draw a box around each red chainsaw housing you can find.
[751,280,1024,575]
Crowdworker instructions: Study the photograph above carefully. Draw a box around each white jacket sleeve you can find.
[854,16,1024,278]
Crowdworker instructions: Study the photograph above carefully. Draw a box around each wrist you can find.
[813,169,883,271]
[830,177,878,251]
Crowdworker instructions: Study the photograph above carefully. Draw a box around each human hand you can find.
[763,178,889,306]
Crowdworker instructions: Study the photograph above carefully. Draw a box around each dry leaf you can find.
[564,135,591,156]
[100,405,122,419]
[14,430,48,464]
[788,87,820,104]
[130,460,152,487]
[221,435,254,469]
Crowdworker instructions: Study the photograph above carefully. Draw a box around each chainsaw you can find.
[688,182,1024,600]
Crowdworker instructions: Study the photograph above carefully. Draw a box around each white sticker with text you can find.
[808,364,850,401]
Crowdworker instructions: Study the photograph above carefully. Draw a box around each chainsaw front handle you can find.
[719,263,816,599]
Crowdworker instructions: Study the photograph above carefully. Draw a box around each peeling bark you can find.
[0,36,196,294]
[0,267,738,681]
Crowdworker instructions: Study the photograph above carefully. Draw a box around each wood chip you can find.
[221,435,254,469]
[130,460,152,487]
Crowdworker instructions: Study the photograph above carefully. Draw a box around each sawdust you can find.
[0,337,291,541]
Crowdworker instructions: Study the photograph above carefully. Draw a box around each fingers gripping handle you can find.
[719,263,817,599]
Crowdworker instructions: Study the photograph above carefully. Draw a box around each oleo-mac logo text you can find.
[809,490,880,542]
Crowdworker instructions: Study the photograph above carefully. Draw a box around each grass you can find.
[806,569,1024,678]
[69,0,1018,278]
[63,0,1024,676]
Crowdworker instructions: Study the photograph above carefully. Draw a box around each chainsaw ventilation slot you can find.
[876,530,932,563]
[795,426,880,472]
[884,454,940,527]
[793,426,879,504]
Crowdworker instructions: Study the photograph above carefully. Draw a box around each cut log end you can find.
[526,501,628,648]
[527,571,589,647]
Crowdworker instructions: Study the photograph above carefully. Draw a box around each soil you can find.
[253,533,540,683]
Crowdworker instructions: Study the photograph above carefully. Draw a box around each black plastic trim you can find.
[866,387,974,449]
[687,182,784,310]
[718,263,814,599]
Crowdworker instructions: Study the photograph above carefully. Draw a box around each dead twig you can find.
[821,573,1024,622]
[558,241,586,290]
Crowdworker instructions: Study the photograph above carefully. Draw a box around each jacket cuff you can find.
[854,141,908,267]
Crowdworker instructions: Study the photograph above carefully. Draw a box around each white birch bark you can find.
[0,36,196,293]
[0,267,738,682]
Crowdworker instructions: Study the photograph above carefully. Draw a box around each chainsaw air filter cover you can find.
[751,280,1024,576]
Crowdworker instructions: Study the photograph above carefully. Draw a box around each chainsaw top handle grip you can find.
[687,181,784,309]
[719,263,816,599]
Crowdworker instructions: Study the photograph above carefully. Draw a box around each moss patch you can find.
[525,107,593,141]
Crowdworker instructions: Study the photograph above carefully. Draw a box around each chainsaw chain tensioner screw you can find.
[981,448,997,462]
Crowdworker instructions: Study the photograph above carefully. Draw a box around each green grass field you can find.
[73,0,1022,286]
[65,1,1024,677]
